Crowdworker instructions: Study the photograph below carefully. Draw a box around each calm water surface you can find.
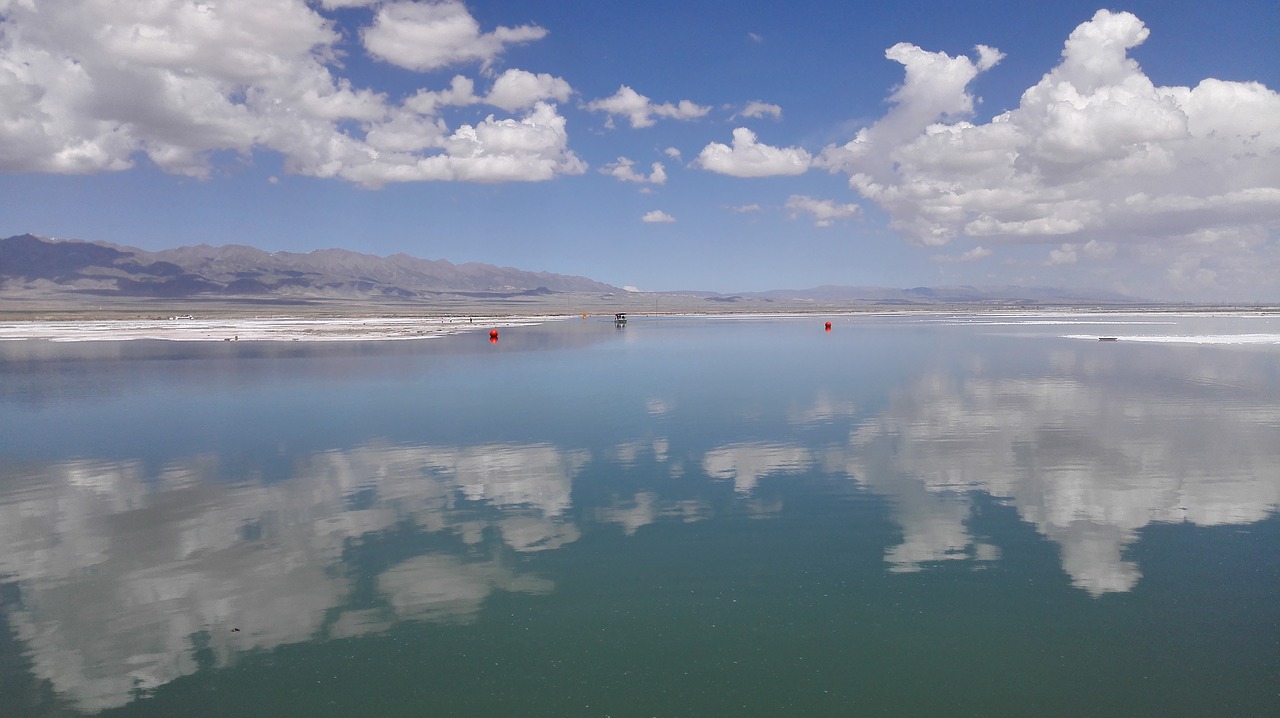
[1,313,1278,716]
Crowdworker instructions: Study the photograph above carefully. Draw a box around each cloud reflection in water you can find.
[0,441,588,711]
[2,324,1278,712]
[841,366,1280,594]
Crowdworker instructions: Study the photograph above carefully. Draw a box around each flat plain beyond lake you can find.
[1,311,1278,717]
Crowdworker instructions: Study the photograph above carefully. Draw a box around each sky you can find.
[1,0,1278,300]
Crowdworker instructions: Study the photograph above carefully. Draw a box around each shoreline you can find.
[3,290,1277,325]
[0,307,1276,343]
[0,315,567,343]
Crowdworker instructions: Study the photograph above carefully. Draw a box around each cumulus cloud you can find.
[731,203,762,213]
[694,128,811,177]
[642,210,675,223]
[817,9,1280,296]
[402,75,480,116]
[484,69,573,111]
[400,68,571,115]
[361,0,546,72]
[388,102,584,184]
[585,85,710,128]
[816,40,1006,239]
[738,101,783,120]
[664,147,683,160]
[600,157,667,185]
[785,194,861,227]
[0,0,583,186]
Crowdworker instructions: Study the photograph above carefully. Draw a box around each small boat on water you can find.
[1098,336,1118,341]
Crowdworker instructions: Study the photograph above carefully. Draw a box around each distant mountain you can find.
[0,234,619,300]
[1,233,1145,307]
[687,283,1143,306]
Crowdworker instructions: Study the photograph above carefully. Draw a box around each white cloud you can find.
[391,102,585,184]
[731,203,762,213]
[484,69,572,111]
[785,194,860,227]
[272,101,586,187]
[747,32,764,44]
[657,100,712,121]
[403,76,481,115]
[585,85,710,129]
[362,109,450,153]
[664,146,683,160]
[0,1,583,186]
[1043,239,1123,266]
[694,128,811,177]
[600,157,667,185]
[642,210,675,223]
[818,9,1280,297]
[401,69,570,115]
[738,101,783,120]
[361,0,546,72]
[816,40,1005,237]
[0,0,342,175]
[931,246,992,263]
[1047,244,1079,265]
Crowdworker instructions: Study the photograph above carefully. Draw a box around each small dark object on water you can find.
[1099,336,1118,341]
[231,627,240,632]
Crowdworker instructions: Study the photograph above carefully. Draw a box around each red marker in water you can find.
[825,322,832,332]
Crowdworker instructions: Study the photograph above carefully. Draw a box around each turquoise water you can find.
[1,313,1278,716]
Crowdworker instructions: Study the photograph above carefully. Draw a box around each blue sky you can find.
[1,0,1278,299]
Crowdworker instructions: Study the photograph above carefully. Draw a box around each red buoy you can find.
[825,322,832,331]
[489,329,499,339]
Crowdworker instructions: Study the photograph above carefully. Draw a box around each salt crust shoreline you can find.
[0,315,567,342]
[0,310,1274,343]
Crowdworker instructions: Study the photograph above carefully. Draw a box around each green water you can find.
[1,314,1278,716]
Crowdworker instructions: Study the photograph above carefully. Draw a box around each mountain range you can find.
[715,283,1141,305]
[1,233,1142,306]
[0,234,618,300]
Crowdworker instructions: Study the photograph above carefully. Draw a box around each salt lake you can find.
[1,312,1278,716]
